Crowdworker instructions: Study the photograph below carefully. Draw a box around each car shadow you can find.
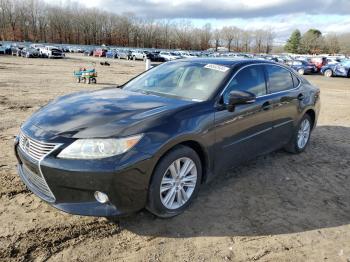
[111,125,350,238]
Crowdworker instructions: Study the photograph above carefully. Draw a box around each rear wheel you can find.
[147,145,202,218]
[284,114,312,154]
[324,69,333,77]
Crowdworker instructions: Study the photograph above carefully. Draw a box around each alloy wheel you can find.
[325,70,332,77]
[297,119,311,149]
[160,157,197,210]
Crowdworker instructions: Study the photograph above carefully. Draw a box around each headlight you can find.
[57,134,143,159]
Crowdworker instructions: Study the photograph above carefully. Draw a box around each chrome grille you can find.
[20,164,55,202]
[19,132,58,161]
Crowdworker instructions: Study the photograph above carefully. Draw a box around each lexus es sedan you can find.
[14,59,320,218]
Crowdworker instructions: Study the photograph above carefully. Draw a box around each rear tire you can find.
[324,69,333,77]
[147,145,202,218]
[284,114,312,154]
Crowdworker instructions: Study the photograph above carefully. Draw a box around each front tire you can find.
[298,68,305,75]
[147,145,202,218]
[284,114,312,154]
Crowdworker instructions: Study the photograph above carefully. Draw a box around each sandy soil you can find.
[0,54,350,262]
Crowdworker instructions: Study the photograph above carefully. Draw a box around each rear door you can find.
[264,64,302,148]
[214,64,276,172]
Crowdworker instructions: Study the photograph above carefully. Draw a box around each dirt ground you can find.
[0,54,350,262]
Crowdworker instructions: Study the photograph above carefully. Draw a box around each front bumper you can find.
[14,135,155,217]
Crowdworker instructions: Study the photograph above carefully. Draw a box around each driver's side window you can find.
[223,65,267,103]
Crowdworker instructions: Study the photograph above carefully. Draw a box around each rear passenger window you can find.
[292,74,300,88]
[266,65,294,93]
[223,65,266,103]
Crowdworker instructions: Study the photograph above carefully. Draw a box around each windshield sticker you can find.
[204,64,230,72]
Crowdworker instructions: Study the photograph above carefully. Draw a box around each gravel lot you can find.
[0,54,350,262]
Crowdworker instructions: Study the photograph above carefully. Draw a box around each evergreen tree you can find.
[284,29,301,53]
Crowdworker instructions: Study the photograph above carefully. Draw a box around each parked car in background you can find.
[131,50,149,61]
[14,58,320,218]
[106,49,118,59]
[0,43,12,54]
[131,50,148,61]
[30,44,45,51]
[290,60,317,75]
[20,47,40,58]
[11,45,25,56]
[146,51,166,62]
[93,48,107,57]
[40,46,65,58]
[0,44,6,54]
[321,60,350,78]
[84,49,94,56]
[326,57,342,65]
[159,51,181,61]
[117,50,132,60]
[309,57,327,72]
[178,51,196,58]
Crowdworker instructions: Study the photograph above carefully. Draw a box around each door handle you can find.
[298,94,305,101]
[262,101,272,111]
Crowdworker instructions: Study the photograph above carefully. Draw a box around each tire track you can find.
[0,220,120,262]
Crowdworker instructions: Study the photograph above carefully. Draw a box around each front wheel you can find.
[298,68,305,75]
[147,145,202,218]
[284,114,312,154]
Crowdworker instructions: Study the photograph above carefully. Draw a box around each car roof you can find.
[172,57,272,68]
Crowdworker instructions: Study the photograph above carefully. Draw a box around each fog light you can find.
[94,191,109,204]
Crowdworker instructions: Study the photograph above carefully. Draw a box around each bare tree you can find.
[213,29,221,51]
[0,0,277,53]
[325,33,340,54]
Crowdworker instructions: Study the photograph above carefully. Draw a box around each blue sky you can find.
[47,0,350,42]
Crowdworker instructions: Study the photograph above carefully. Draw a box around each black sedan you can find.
[14,59,320,218]
[20,47,40,58]
[147,51,166,62]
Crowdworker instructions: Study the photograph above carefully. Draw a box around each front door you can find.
[214,64,275,173]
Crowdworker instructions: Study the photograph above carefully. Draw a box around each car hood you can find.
[23,88,192,138]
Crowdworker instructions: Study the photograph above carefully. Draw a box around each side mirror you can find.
[226,90,256,112]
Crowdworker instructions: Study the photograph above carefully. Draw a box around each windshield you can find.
[123,61,231,101]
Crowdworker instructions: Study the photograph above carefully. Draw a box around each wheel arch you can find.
[305,109,316,130]
[324,68,333,76]
[150,138,211,186]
